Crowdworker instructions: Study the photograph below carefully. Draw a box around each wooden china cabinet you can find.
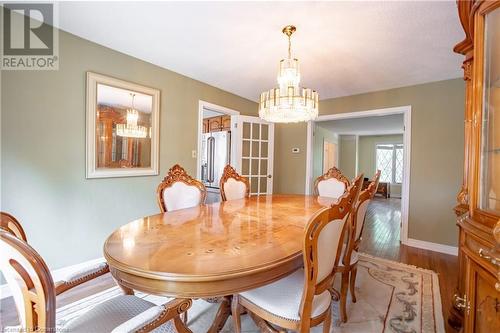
[452,1,500,332]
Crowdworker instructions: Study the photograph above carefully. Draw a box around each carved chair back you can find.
[352,170,381,246]
[157,164,207,213]
[314,167,350,199]
[298,176,362,329]
[0,231,56,332]
[0,212,27,242]
[219,165,250,201]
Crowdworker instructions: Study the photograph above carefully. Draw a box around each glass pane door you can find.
[479,9,500,214]
[235,116,274,196]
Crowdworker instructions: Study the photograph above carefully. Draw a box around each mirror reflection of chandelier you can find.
[259,25,319,123]
[116,93,148,138]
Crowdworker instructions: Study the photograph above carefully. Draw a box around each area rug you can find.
[47,254,445,332]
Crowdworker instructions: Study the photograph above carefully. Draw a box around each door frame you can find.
[305,105,412,244]
[196,101,240,180]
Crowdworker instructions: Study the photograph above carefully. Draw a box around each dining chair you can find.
[314,167,350,199]
[0,231,192,333]
[0,212,27,242]
[231,179,362,333]
[219,165,250,201]
[334,170,380,323]
[0,211,114,297]
[157,164,207,213]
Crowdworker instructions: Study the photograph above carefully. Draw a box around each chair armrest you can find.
[55,261,109,295]
[111,298,193,333]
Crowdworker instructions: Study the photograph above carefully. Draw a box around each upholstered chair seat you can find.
[220,165,250,201]
[314,167,350,199]
[240,269,331,321]
[64,295,176,333]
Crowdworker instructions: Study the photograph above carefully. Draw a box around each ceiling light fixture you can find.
[259,25,319,123]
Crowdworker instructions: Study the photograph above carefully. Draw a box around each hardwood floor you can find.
[0,197,459,332]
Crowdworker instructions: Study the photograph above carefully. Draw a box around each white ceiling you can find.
[57,1,464,102]
[317,114,404,135]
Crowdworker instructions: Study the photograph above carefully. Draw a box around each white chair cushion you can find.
[240,269,331,321]
[317,178,346,199]
[162,182,202,211]
[223,178,247,201]
[339,244,359,266]
[63,295,174,333]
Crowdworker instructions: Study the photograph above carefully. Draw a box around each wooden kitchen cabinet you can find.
[208,116,222,132]
[203,115,231,133]
[221,115,231,130]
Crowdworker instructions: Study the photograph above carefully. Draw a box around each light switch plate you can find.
[292,148,300,154]
[192,150,197,158]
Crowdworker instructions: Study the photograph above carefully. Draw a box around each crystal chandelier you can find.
[116,93,148,138]
[259,25,319,123]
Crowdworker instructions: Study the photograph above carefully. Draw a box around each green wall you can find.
[273,79,464,246]
[1,30,258,270]
[338,135,357,180]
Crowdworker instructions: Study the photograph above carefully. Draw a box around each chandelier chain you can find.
[288,35,291,59]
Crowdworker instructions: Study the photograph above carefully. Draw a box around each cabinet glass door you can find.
[480,9,500,214]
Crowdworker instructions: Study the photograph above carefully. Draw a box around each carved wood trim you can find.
[313,166,350,196]
[453,0,477,56]
[219,165,250,201]
[156,164,207,213]
[136,298,193,333]
[0,212,27,242]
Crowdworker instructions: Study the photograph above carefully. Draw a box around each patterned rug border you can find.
[358,252,446,333]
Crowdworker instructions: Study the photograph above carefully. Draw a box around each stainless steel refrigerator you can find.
[201,131,231,190]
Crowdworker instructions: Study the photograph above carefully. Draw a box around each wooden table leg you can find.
[207,296,232,333]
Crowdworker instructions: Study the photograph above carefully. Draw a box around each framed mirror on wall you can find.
[86,72,160,178]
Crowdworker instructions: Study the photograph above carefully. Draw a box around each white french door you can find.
[232,116,274,195]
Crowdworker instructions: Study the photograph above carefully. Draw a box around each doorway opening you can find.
[196,101,239,204]
[305,106,411,245]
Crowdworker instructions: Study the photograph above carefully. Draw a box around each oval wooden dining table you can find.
[104,194,335,332]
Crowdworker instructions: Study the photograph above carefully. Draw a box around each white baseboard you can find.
[404,238,458,256]
[1,257,105,300]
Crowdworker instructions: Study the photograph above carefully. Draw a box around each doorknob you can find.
[268,175,272,178]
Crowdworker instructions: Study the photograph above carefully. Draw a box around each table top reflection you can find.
[103,194,335,297]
